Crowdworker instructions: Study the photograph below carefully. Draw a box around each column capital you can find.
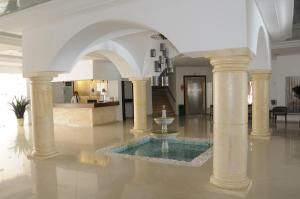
[249,69,272,80]
[28,71,59,80]
[210,55,251,72]
[129,77,150,82]
[30,76,53,82]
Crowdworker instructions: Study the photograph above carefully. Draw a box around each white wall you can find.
[93,60,121,80]
[174,65,213,114]
[270,54,300,121]
[54,59,122,82]
[247,0,271,69]
[270,54,300,106]
[53,60,93,82]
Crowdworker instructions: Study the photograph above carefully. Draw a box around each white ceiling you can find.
[255,0,294,41]
[0,34,108,68]
[0,0,296,69]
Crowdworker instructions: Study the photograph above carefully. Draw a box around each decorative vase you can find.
[17,118,24,126]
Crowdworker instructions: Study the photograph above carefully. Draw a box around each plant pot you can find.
[17,118,24,126]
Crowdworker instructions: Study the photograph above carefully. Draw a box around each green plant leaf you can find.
[8,95,30,119]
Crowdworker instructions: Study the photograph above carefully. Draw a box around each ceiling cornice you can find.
[272,39,300,56]
[272,40,300,49]
[0,31,21,46]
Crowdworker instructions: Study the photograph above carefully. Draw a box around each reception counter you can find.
[53,101,120,127]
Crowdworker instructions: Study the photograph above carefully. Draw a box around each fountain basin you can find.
[98,136,212,166]
[151,130,179,139]
[154,117,174,125]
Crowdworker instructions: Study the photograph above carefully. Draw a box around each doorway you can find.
[121,81,134,120]
[184,76,206,115]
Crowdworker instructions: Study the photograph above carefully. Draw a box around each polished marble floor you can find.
[0,116,300,199]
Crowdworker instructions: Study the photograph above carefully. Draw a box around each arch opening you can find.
[249,27,271,69]
[50,20,163,77]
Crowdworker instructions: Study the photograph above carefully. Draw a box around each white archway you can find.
[49,20,152,75]
[71,40,142,78]
[249,27,271,69]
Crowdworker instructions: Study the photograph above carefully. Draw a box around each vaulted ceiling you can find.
[255,0,294,41]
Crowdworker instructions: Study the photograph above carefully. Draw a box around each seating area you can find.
[209,105,294,124]
[272,106,288,123]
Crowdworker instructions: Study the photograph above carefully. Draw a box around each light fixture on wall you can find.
[150,33,174,87]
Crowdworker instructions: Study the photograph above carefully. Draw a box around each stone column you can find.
[209,55,251,189]
[129,77,150,134]
[250,69,272,138]
[29,74,58,159]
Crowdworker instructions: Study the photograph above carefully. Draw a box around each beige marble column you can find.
[210,55,251,189]
[129,77,150,134]
[29,74,58,159]
[250,69,272,138]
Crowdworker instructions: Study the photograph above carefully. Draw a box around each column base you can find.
[28,150,59,160]
[130,128,151,135]
[206,180,252,197]
[210,175,251,190]
[251,129,272,139]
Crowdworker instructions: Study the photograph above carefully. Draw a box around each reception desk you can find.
[53,101,120,127]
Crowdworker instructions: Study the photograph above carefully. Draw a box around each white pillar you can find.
[26,79,32,125]
[250,69,272,138]
[210,55,251,189]
[129,77,150,134]
[29,74,58,159]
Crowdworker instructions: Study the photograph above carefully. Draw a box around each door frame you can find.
[183,75,207,115]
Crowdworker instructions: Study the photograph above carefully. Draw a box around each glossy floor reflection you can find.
[0,116,300,198]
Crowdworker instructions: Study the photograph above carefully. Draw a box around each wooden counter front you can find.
[53,101,120,127]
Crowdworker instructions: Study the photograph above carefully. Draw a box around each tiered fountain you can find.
[152,105,178,152]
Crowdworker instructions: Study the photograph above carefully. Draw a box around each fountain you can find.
[152,105,178,152]
[100,104,212,166]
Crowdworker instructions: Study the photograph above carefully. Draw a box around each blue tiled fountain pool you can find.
[98,137,213,167]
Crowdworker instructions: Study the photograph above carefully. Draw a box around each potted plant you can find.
[9,96,30,126]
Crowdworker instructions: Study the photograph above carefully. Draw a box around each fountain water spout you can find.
[152,105,178,152]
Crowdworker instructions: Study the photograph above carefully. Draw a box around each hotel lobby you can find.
[0,0,300,198]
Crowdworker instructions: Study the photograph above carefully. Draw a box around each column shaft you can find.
[210,56,251,189]
[130,77,150,134]
[29,76,58,159]
[250,70,272,138]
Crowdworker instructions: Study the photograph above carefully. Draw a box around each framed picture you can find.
[286,76,300,113]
